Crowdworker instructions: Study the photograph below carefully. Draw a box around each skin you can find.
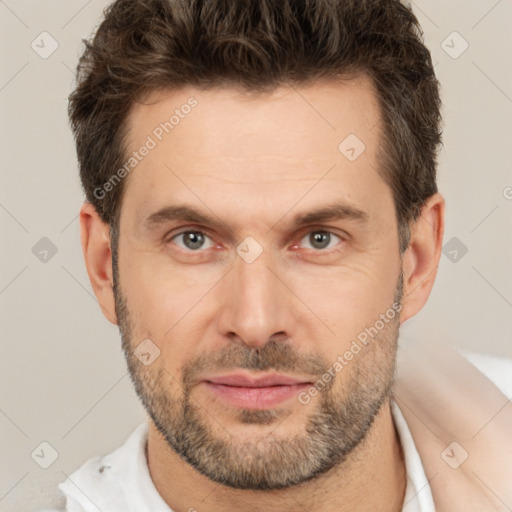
[80,75,444,512]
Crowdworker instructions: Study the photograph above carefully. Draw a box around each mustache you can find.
[182,340,329,387]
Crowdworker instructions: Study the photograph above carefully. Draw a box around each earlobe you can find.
[400,193,445,324]
[79,202,118,325]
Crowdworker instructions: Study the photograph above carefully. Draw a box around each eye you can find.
[298,230,344,251]
[167,228,344,254]
[170,230,215,251]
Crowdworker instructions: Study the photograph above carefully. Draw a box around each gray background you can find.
[1,1,511,510]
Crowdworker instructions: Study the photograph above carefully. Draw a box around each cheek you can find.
[118,255,226,380]
[290,258,400,342]
[120,245,222,329]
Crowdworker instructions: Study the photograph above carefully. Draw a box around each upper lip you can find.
[204,373,312,388]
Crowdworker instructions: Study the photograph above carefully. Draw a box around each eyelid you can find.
[166,225,214,241]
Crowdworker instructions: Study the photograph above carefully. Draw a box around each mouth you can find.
[201,373,313,409]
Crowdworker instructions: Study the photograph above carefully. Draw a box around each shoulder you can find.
[459,349,512,397]
[33,423,148,512]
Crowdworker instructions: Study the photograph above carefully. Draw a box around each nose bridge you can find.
[217,244,291,347]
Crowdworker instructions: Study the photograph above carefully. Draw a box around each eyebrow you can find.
[292,203,368,226]
[143,202,369,234]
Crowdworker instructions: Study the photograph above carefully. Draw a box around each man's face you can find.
[113,77,404,490]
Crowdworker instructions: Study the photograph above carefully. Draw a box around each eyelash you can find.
[166,227,346,256]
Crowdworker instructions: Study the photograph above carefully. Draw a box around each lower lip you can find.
[203,382,311,409]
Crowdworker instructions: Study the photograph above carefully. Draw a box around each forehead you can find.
[126,75,380,163]
[120,77,393,233]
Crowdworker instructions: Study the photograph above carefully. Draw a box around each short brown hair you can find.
[68,0,442,253]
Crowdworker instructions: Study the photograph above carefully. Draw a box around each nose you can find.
[216,245,296,348]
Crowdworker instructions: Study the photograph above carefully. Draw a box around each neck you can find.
[147,399,406,512]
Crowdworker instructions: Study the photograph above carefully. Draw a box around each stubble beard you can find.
[112,250,402,490]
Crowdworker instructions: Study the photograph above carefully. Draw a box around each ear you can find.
[79,202,118,325]
[400,193,445,324]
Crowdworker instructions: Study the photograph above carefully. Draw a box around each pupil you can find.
[184,231,204,250]
[311,231,330,249]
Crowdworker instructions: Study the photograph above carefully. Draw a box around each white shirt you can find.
[392,400,436,512]
[42,351,512,512]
